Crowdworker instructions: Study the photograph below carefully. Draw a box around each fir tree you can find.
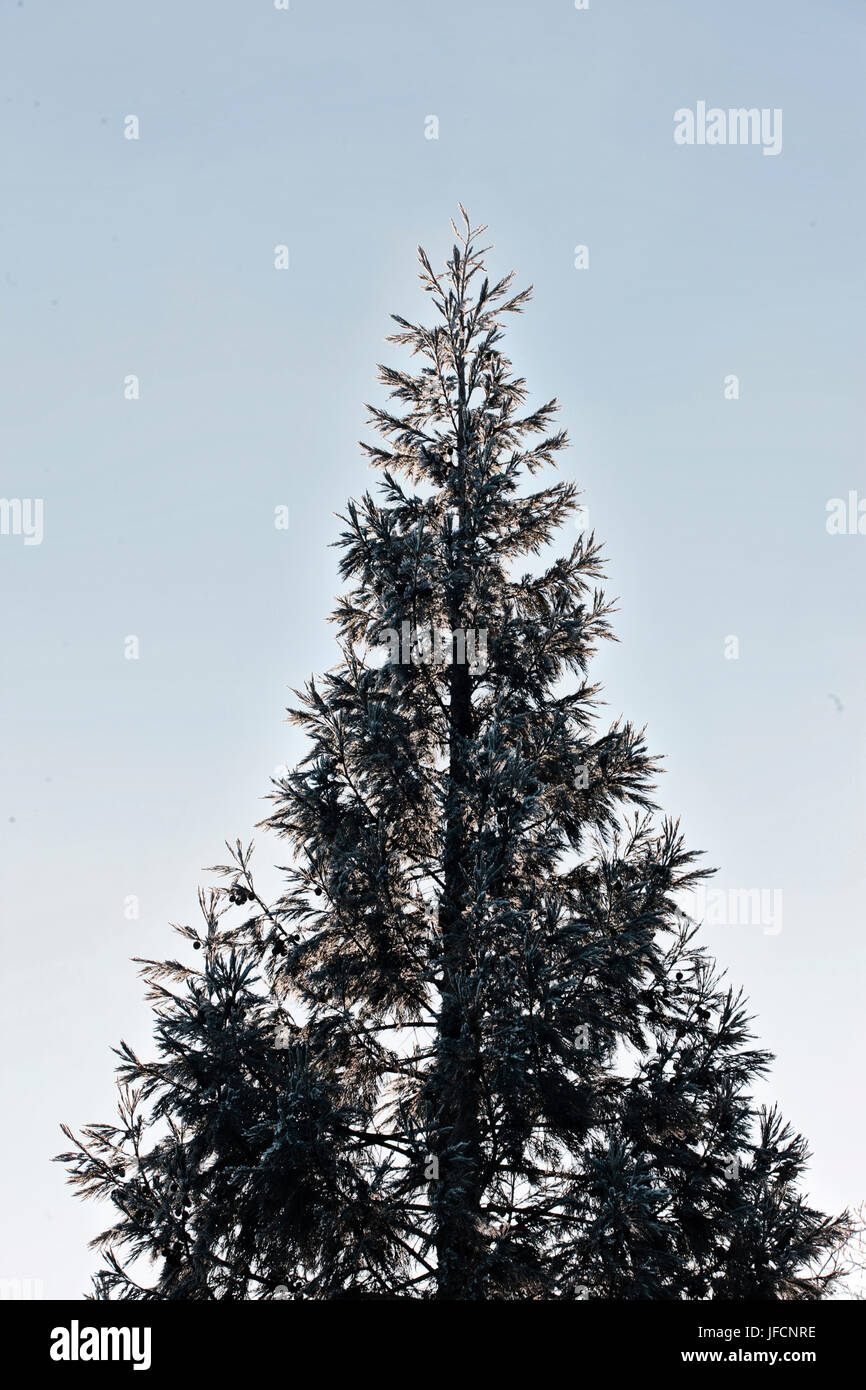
[58,209,850,1300]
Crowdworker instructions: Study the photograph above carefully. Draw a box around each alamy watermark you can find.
[676,886,783,937]
[674,103,782,157]
[377,622,488,674]
[0,1277,44,1299]
[826,492,866,535]
[0,498,43,545]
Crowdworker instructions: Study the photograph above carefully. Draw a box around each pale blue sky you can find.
[1,0,864,1297]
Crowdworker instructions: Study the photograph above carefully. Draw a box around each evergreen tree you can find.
[58,209,850,1300]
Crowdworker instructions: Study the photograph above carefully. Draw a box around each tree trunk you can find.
[433,321,484,1298]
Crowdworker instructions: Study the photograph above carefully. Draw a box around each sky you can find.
[0,0,864,1298]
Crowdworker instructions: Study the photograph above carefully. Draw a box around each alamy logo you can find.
[0,497,43,545]
[673,102,782,156]
[378,621,488,674]
[678,886,783,937]
[826,492,866,535]
[50,1320,152,1371]
[0,1277,43,1299]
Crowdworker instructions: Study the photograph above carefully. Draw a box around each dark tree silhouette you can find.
[58,210,850,1300]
